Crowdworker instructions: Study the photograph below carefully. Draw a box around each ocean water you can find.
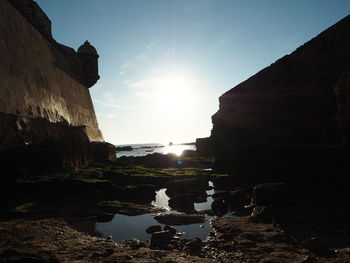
[116,143,196,158]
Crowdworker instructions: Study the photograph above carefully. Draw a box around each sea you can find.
[115,143,196,158]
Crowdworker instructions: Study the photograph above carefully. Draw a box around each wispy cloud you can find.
[94,92,131,110]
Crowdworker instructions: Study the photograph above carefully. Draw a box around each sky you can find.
[36,0,350,145]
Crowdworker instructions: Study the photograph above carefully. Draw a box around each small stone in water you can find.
[106,236,112,240]
[200,225,204,228]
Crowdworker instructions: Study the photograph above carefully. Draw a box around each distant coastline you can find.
[115,143,196,157]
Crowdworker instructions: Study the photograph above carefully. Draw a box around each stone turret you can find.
[77,40,100,88]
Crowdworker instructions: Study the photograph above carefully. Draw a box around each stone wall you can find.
[211,15,350,179]
[0,0,115,178]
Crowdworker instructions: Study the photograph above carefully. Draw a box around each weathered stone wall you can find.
[0,0,115,177]
[0,0,103,144]
[211,15,350,178]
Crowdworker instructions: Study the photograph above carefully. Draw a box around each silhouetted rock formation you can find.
[211,15,350,180]
[0,0,115,178]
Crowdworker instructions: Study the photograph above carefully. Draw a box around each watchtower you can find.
[77,40,100,88]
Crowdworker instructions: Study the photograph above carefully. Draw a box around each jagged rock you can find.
[145,225,162,234]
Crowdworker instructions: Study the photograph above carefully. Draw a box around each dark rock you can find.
[168,194,195,212]
[145,225,162,234]
[253,183,290,206]
[197,209,215,216]
[196,137,213,156]
[116,146,133,151]
[154,213,205,226]
[150,230,172,249]
[250,206,273,223]
[97,201,164,216]
[181,150,197,157]
[184,238,202,253]
[213,189,250,207]
[96,212,114,222]
[211,198,228,216]
[123,184,156,204]
[164,225,177,235]
[165,178,208,197]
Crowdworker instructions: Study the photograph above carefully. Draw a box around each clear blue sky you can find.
[36,0,350,145]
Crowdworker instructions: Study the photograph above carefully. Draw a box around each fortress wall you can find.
[0,0,115,177]
[211,15,350,179]
[0,0,103,146]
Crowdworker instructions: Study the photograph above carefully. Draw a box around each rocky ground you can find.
[1,153,350,262]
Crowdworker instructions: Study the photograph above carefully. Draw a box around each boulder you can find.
[150,230,172,249]
[145,225,161,234]
[168,194,195,212]
[211,198,228,216]
[165,178,208,197]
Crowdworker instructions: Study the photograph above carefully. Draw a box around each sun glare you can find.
[154,73,194,113]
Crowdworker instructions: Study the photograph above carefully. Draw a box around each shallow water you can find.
[116,143,196,157]
[95,181,234,243]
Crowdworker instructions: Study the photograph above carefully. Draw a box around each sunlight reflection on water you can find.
[116,143,196,157]
[163,144,193,156]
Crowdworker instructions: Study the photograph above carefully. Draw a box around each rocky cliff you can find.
[211,15,350,181]
[0,0,115,180]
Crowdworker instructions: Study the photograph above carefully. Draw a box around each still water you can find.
[95,181,233,243]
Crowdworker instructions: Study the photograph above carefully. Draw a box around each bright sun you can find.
[153,73,193,113]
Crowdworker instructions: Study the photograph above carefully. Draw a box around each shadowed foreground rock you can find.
[0,219,217,263]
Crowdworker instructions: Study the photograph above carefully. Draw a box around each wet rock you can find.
[165,178,208,197]
[185,238,202,253]
[150,230,172,249]
[253,183,290,206]
[197,209,215,216]
[168,194,195,212]
[213,189,250,207]
[211,198,228,216]
[164,225,177,235]
[97,200,164,216]
[154,213,205,226]
[123,238,146,249]
[123,184,157,203]
[96,212,114,222]
[145,225,162,234]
